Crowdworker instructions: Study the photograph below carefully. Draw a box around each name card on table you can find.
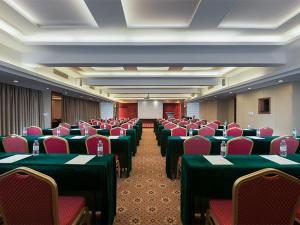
[109,136,119,139]
[0,155,31,163]
[213,136,227,140]
[203,155,233,165]
[247,136,264,140]
[260,155,299,165]
[65,155,95,165]
[70,136,84,139]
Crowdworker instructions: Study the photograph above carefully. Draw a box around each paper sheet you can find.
[65,155,95,165]
[180,136,189,140]
[109,136,119,139]
[260,155,299,165]
[0,155,31,163]
[203,155,233,165]
[213,136,227,140]
[70,136,84,139]
[247,136,264,139]
[38,136,52,139]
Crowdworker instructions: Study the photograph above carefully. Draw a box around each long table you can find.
[0,152,116,225]
[165,136,300,179]
[159,128,257,156]
[181,154,300,225]
[43,128,138,156]
[0,135,132,176]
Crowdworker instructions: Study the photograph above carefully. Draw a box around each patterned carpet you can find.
[113,128,182,225]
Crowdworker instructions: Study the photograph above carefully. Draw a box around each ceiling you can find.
[0,0,300,101]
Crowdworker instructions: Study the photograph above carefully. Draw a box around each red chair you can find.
[110,127,126,136]
[259,127,273,136]
[26,126,42,136]
[0,167,89,225]
[213,120,221,126]
[162,121,169,126]
[228,122,240,129]
[197,126,215,136]
[79,122,90,129]
[43,136,69,154]
[227,137,253,155]
[171,127,187,136]
[2,135,29,153]
[270,136,299,155]
[186,123,199,130]
[80,127,97,136]
[59,122,71,129]
[179,121,188,126]
[177,136,211,177]
[52,127,70,136]
[227,127,243,136]
[164,123,177,129]
[91,120,100,126]
[206,168,300,225]
[100,123,112,130]
[296,207,300,224]
[206,122,218,130]
[121,123,133,129]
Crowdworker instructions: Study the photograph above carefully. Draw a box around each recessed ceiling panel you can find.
[4,0,98,27]
[219,0,300,29]
[121,0,202,28]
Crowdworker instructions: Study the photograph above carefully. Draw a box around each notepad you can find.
[247,136,264,139]
[180,136,189,140]
[213,136,227,140]
[70,136,84,139]
[109,136,119,139]
[260,155,299,165]
[0,155,31,163]
[38,136,52,139]
[203,155,233,165]
[65,155,95,165]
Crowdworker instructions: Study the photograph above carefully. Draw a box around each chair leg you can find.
[176,162,181,179]
[205,210,211,225]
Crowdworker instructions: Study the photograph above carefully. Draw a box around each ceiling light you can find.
[278,80,283,83]
[214,96,217,98]
[13,80,19,83]
[46,87,50,90]
[248,87,252,90]
[0,19,23,39]
[229,91,233,94]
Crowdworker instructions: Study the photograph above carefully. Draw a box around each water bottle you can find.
[84,128,89,136]
[220,141,227,157]
[256,129,261,136]
[120,129,124,136]
[189,128,193,136]
[292,128,297,138]
[97,140,104,157]
[247,124,251,129]
[279,139,287,157]
[224,121,227,128]
[223,129,227,138]
[104,124,107,129]
[22,127,27,136]
[57,127,61,136]
[32,140,39,156]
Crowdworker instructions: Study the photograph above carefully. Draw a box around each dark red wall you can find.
[118,103,138,119]
[163,103,181,119]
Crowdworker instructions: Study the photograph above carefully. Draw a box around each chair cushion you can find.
[296,207,300,221]
[209,199,232,225]
[58,196,85,225]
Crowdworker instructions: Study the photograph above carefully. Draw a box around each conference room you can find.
[1,0,300,225]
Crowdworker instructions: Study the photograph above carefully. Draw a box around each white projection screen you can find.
[138,100,163,119]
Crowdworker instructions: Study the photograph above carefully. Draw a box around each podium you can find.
[165,112,175,119]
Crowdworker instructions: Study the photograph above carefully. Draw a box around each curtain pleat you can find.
[0,82,44,136]
[62,95,100,124]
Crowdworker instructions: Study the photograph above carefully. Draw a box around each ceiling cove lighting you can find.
[0,19,23,40]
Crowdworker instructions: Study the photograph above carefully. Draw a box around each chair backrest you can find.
[206,122,218,130]
[227,127,243,136]
[212,120,221,126]
[260,127,273,136]
[184,136,211,155]
[59,122,71,129]
[171,127,187,136]
[186,123,199,130]
[164,123,177,129]
[26,126,42,136]
[270,136,299,155]
[52,127,70,136]
[91,120,99,126]
[85,134,111,154]
[80,127,97,136]
[121,123,133,129]
[162,121,169,126]
[197,126,215,136]
[110,127,126,136]
[233,168,300,225]
[100,123,112,130]
[79,122,91,129]
[43,136,69,154]
[227,137,253,155]
[2,135,29,153]
[228,122,240,129]
[179,121,189,126]
[0,167,59,225]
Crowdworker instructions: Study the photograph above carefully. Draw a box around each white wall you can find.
[101,102,114,119]
[187,102,200,118]
[138,100,163,119]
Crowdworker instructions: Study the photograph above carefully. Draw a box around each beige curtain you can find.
[62,95,100,124]
[0,82,44,136]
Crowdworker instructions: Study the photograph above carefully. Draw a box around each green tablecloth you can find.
[0,152,116,225]
[43,128,138,156]
[181,154,300,225]
[0,135,132,175]
[165,136,300,179]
